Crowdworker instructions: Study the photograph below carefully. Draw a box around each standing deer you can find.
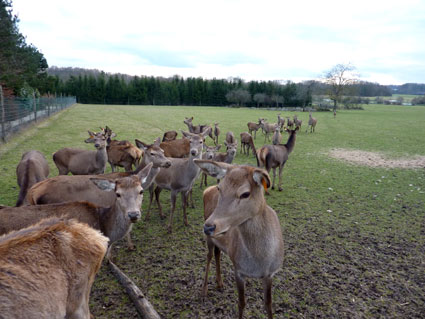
[257,127,298,193]
[286,117,294,129]
[247,119,262,139]
[307,112,318,133]
[200,144,221,188]
[53,131,108,175]
[240,132,256,157]
[0,217,108,319]
[225,131,237,145]
[146,130,208,232]
[213,123,220,145]
[15,150,49,206]
[214,141,237,164]
[195,160,284,319]
[259,119,278,143]
[184,116,214,140]
[272,125,282,145]
[293,115,302,131]
[277,113,285,129]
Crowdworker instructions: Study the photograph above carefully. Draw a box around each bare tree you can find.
[323,63,359,111]
[226,89,251,107]
[253,93,267,107]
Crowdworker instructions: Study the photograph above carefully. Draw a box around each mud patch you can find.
[329,149,425,169]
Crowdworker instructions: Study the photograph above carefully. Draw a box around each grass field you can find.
[0,103,424,318]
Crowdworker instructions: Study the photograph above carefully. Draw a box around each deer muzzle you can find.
[128,211,141,222]
[203,224,216,236]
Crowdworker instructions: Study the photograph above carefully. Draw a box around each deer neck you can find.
[96,146,108,170]
[100,201,132,244]
[285,132,297,154]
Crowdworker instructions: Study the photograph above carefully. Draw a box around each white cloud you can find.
[12,0,425,84]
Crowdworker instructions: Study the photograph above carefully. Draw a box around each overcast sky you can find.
[12,0,425,85]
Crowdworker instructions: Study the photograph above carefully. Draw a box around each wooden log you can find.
[108,260,161,319]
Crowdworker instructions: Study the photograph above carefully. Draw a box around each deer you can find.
[184,116,214,140]
[240,132,256,157]
[0,217,108,319]
[259,119,278,143]
[225,131,237,145]
[53,130,108,175]
[307,112,318,132]
[293,115,302,131]
[102,126,142,172]
[214,141,237,164]
[277,113,285,129]
[160,138,190,158]
[195,160,284,319]
[247,119,262,139]
[272,125,282,145]
[162,130,178,142]
[213,123,220,145]
[199,144,222,188]
[15,150,49,206]
[257,127,298,193]
[145,130,208,233]
[286,117,294,129]
[15,164,153,259]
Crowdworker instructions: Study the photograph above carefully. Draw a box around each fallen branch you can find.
[108,260,161,319]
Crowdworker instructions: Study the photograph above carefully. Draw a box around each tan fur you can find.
[107,140,142,172]
[162,130,178,142]
[0,217,108,319]
[160,138,190,158]
[240,132,256,157]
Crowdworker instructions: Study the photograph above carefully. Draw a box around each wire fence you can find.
[0,87,76,143]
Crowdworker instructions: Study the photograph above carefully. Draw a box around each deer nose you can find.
[191,150,198,156]
[95,143,100,148]
[203,224,216,236]
[128,211,141,222]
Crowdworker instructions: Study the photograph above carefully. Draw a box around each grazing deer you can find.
[240,132,256,157]
[160,138,190,158]
[225,131,237,145]
[195,160,284,319]
[162,130,178,142]
[259,119,278,143]
[15,150,49,207]
[146,130,208,233]
[307,112,318,133]
[293,115,302,131]
[53,130,108,175]
[0,217,108,319]
[247,119,262,139]
[272,125,282,145]
[257,127,298,193]
[213,123,220,145]
[102,126,142,172]
[200,144,222,188]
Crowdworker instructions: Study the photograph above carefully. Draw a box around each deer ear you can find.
[216,144,222,151]
[135,139,149,150]
[153,137,161,146]
[181,130,193,138]
[137,162,153,186]
[252,169,271,191]
[90,178,115,192]
[194,160,230,179]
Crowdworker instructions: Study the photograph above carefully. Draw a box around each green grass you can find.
[0,103,424,318]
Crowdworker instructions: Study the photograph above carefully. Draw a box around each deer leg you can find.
[145,184,155,221]
[167,191,178,233]
[278,163,285,191]
[126,231,135,251]
[181,191,189,226]
[155,186,164,219]
[235,272,246,319]
[105,243,114,261]
[214,245,223,290]
[271,167,276,190]
[204,173,208,187]
[263,277,273,319]
[202,239,215,298]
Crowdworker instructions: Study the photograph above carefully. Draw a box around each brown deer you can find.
[160,138,190,158]
[195,160,284,319]
[225,131,237,145]
[214,141,237,164]
[272,125,282,145]
[15,150,49,206]
[16,164,152,258]
[200,144,222,188]
[53,130,108,175]
[240,132,256,157]
[146,130,208,232]
[247,119,262,139]
[213,123,220,145]
[293,115,302,131]
[307,112,318,133]
[184,116,214,140]
[162,130,178,142]
[259,119,278,143]
[0,217,108,319]
[277,113,285,128]
[102,126,142,172]
[286,117,294,129]
[257,127,298,193]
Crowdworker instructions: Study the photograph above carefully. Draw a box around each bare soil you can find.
[329,149,425,169]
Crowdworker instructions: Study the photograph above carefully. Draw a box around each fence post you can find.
[1,85,5,142]
[33,92,37,122]
[47,92,51,117]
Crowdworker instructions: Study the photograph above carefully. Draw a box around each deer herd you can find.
[0,111,318,318]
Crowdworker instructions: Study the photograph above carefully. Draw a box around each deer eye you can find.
[240,192,250,199]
